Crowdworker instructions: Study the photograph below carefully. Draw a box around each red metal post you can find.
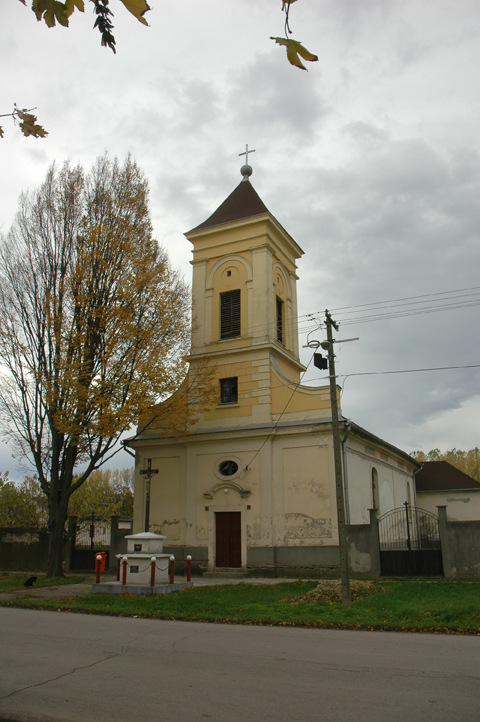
[116,556,120,581]
[186,555,192,582]
[150,557,156,587]
[169,555,175,584]
[122,556,128,586]
[95,554,102,584]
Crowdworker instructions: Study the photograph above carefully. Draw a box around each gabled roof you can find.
[188,179,270,233]
[415,461,480,492]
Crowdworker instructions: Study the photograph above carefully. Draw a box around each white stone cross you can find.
[239,144,256,165]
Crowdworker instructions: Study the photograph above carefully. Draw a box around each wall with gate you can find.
[0,528,51,571]
[438,506,480,579]
[66,516,132,571]
[345,509,381,577]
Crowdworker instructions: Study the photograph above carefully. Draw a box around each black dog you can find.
[24,576,37,587]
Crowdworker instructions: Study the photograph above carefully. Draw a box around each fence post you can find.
[150,557,156,587]
[122,556,128,586]
[437,505,453,578]
[116,556,121,581]
[95,554,102,584]
[169,555,175,584]
[186,555,192,582]
[109,516,119,569]
[368,508,381,577]
[64,516,77,572]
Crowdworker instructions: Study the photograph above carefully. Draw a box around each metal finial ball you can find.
[240,164,253,179]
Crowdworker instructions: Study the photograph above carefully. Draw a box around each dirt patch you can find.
[287,579,382,605]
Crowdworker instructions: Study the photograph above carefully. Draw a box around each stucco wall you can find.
[417,491,480,521]
[345,442,414,525]
[438,506,480,579]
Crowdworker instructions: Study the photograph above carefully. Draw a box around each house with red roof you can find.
[415,461,480,521]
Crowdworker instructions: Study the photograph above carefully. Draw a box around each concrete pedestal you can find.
[92,581,193,595]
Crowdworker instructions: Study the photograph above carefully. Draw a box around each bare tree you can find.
[0,154,197,576]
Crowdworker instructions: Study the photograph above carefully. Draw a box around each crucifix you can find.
[140,459,159,532]
[239,143,256,165]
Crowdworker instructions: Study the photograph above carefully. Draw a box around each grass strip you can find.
[0,573,86,592]
[1,579,479,634]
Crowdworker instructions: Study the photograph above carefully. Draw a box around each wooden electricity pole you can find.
[323,310,351,607]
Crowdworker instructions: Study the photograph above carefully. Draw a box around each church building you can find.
[129,159,419,574]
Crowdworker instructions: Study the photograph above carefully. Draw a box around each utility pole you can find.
[323,310,351,607]
[139,459,159,532]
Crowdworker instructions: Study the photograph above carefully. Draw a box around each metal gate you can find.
[378,503,443,576]
[71,514,110,570]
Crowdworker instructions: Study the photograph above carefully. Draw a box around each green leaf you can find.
[32,0,70,27]
[270,36,318,71]
[65,0,85,16]
[54,2,70,26]
[14,105,48,138]
[118,0,150,25]
[32,0,50,21]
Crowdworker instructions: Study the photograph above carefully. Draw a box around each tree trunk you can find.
[47,504,69,577]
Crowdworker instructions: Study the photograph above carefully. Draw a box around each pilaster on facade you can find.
[191,258,208,353]
[251,244,275,345]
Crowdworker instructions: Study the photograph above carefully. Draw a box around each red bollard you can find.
[150,557,156,587]
[95,554,102,584]
[169,555,175,584]
[116,556,121,581]
[122,556,128,586]
[186,555,192,582]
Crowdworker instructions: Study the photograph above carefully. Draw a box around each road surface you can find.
[0,607,478,722]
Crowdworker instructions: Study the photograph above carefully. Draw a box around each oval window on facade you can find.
[218,460,239,477]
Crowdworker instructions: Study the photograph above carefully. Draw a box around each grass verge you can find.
[1,578,479,634]
[0,573,86,592]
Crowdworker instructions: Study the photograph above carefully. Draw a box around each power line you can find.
[328,285,480,313]
[301,364,480,385]
[339,300,480,326]
[339,364,480,378]
[188,285,480,347]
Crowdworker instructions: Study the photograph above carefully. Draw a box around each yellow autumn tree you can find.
[68,467,134,520]
[411,448,480,482]
[0,154,214,577]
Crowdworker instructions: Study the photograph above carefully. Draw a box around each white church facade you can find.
[128,163,419,574]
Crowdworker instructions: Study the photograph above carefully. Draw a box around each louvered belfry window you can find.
[276,297,284,344]
[220,290,241,339]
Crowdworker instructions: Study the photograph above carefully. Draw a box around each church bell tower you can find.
[185,153,306,427]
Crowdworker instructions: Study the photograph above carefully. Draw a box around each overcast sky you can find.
[1,0,479,479]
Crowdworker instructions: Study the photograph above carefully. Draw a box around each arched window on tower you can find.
[276,297,284,344]
[372,467,380,512]
[220,290,241,339]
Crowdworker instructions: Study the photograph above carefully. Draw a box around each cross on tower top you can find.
[239,144,255,181]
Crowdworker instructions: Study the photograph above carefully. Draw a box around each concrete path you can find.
[0,574,294,602]
[0,607,479,722]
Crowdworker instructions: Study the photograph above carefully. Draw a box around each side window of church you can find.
[220,377,238,404]
[276,297,284,344]
[220,289,241,339]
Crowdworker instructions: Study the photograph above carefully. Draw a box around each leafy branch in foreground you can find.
[0,105,48,139]
[19,0,317,68]
[271,0,318,70]
[18,0,151,53]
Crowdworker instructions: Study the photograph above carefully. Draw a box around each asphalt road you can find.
[0,608,478,722]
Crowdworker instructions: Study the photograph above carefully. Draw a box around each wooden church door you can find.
[215,512,241,567]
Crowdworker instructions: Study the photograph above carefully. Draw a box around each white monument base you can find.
[92,581,193,595]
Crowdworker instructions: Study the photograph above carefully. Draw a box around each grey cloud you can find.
[226,53,330,139]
